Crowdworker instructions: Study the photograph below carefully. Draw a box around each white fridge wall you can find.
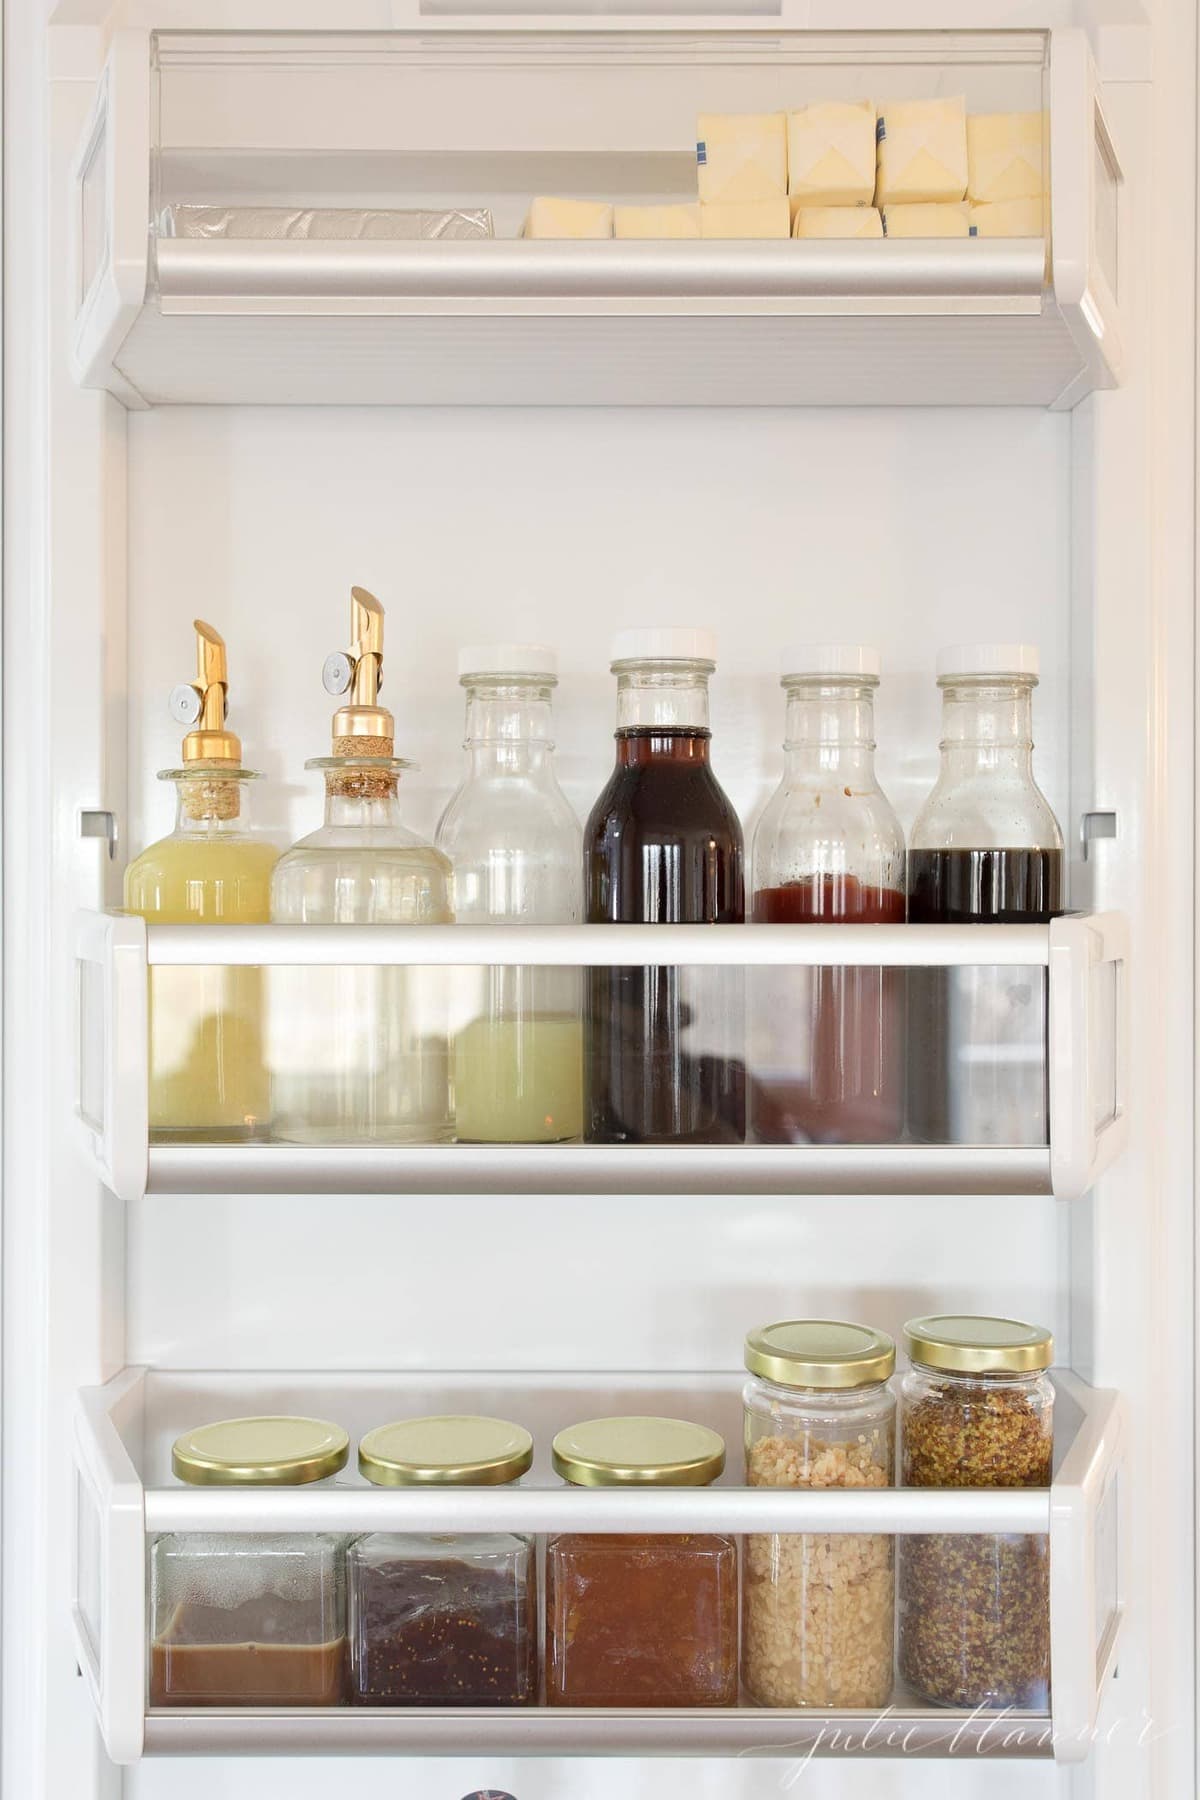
[125,405,1072,858]
[122,402,1071,1375]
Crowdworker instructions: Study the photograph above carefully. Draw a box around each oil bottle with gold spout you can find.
[124,621,279,1139]
[269,587,454,1143]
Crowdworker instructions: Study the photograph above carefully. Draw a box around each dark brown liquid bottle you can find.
[584,635,745,1143]
[907,649,1064,1144]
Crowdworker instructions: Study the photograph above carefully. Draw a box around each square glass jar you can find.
[545,1413,738,1708]
[149,1531,347,1706]
[348,1530,536,1705]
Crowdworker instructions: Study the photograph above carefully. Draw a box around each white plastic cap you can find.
[781,644,880,681]
[936,643,1040,681]
[458,643,557,680]
[610,628,717,667]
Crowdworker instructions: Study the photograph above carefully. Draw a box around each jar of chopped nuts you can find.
[742,1319,896,1709]
[899,1314,1054,1712]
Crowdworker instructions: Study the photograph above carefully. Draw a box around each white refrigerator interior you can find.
[1,2,1195,1799]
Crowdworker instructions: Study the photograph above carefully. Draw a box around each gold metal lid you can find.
[169,621,243,766]
[359,1415,533,1487]
[904,1315,1054,1375]
[551,1416,726,1487]
[745,1319,896,1389]
[172,1416,350,1486]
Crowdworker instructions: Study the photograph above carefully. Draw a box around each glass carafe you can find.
[126,768,278,1140]
[436,647,583,1143]
[269,759,454,1143]
[584,630,745,1144]
[750,648,905,1144]
[908,644,1064,1144]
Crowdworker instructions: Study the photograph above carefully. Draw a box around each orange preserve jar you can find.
[545,1415,738,1707]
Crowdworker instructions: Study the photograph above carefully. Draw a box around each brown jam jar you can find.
[545,1414,738,1708]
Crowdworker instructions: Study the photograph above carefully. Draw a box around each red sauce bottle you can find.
[750,647,906,1144]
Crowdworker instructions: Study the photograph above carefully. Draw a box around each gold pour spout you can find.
[172,619,242,765]
[328,585,395,756]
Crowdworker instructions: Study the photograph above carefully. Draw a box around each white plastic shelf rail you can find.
[70,27,1122,409]
[75,910,1129,1202]
[73,1366,1125,1763]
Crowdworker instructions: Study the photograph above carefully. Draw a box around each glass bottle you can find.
[436,645,583,1143]
[269,588,454,1144]
[898,1315,1054,1710]
[348,1415,537,1706]
[545,1415,738,1707]
[584,629,745,1144]
[124,621,279,1140]
[741,1318,896,1709]
[149,1415,350,1707]
[907,644,1064,1144]
[750,647,906,1144]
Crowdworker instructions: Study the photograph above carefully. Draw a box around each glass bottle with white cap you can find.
[584,629,745,1144]
[347,1414,537,1706]
[436,644,582,1142]
[750,645,905,1144]
[149,1415,350,1708]
[545,1414,738,1707]
[908,643,1064,1143]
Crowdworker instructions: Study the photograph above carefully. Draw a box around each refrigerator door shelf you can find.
[75,910,1129,1203]
[69,27,1120,409]
[74,1366,1125,1764]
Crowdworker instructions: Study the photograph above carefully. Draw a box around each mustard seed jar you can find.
[545,1415,738,1707]
[149,1416,350,1708]
[742,1320,897,1708]
[347,1415,537,1706]
[898,1315,1054,1710]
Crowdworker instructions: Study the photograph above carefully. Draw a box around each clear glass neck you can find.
[782,677,877,775]
[463,676,556,770]
[614,659,712,733]
[321,775,403,828]
[938,677,1036,774]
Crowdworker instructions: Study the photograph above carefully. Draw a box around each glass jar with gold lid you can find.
[545,1415,738,1708]
[348,1415,537,1707]
[742,1319,896,1709]
[898,1315,1054,1711]
[149,1416,350,1709]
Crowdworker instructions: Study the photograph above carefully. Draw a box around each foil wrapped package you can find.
[160,205,494,242]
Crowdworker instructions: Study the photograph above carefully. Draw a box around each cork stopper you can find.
[333,733,395,760]
[179,775,242,822]
[326,739,399,800]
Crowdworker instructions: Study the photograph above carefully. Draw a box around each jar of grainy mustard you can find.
[898,1315,1054,1711]
[545,1415,738,1707]
[742,1319,896,1709]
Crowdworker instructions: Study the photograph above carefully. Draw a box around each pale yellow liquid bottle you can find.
[436,647,583,1143]
[123,622,279,1139]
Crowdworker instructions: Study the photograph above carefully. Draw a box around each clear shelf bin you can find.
[73,1365,1125,1764]
[70,25,1122,408]
[74,910,1128,1201]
